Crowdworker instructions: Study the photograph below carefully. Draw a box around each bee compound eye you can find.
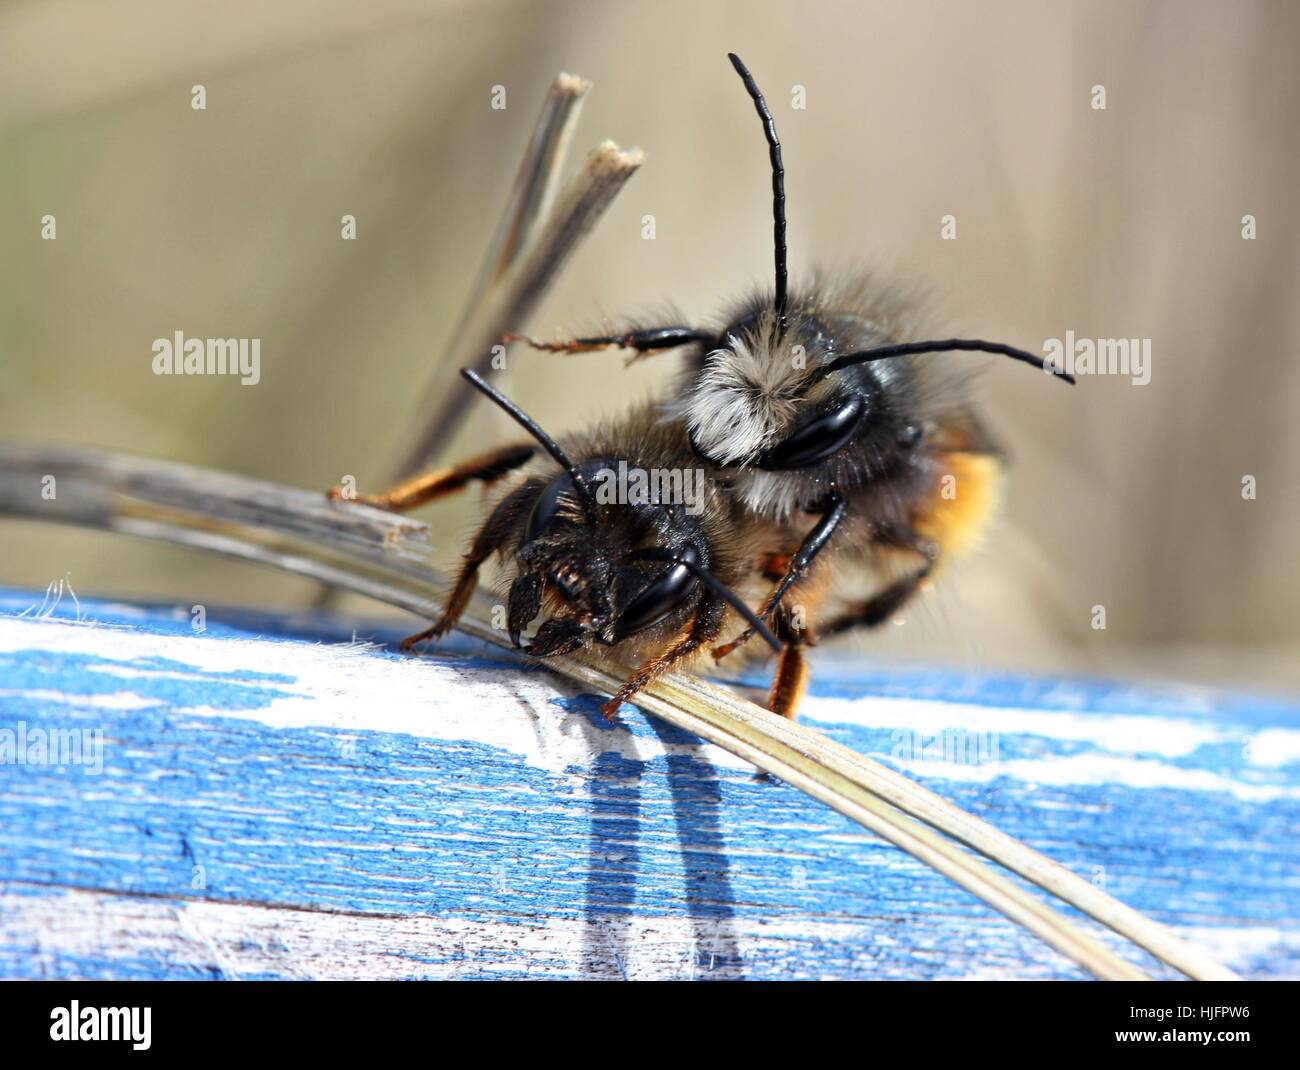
[524,460,611,543]
[612,545,702,640]
[524,478,570,544]
[757,394,864,470]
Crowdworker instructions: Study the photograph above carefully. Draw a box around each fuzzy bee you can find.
[505,53,1076,714]
[330,369,780,718]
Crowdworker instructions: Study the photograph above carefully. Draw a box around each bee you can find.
[329,369,781,719]
[504,53,1076,710]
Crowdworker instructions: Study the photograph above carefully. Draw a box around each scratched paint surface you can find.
[0,589,1297,980]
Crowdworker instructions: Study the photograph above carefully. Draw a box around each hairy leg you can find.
[399,487,534,652]
[505,325,712,362]
[766,642,808,720]
[328,443,534,513]
[599,600,725,720]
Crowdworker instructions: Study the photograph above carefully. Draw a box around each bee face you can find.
[676,308,835,468]
[676,305,920,512]
[507,467,709,653]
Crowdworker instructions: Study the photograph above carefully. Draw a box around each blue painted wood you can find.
[1,587,1297,979]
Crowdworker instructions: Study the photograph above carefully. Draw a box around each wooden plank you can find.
[1,589,1297,979]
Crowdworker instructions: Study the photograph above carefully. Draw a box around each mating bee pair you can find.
[331,54,1073,721]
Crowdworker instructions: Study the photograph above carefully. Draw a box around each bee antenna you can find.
[460,369,597,512]
[631,546,783,653]
[728,52,788,331]
[822,339,1077,384]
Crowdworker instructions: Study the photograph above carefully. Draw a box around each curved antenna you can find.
[728,52,788,329]
[822,339,1076,384]
[631,546,783,653]
[460,369,597,510]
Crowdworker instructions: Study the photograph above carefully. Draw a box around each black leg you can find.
[527,617,585,657]
[504,326,713,360]
[506,572,542,647]
[714,493,847,659]
[819,538,940,639]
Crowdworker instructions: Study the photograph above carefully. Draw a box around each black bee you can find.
[505,53,1076,714]
[330,369,779,718]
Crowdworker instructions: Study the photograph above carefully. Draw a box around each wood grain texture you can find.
[1,588,1297,980]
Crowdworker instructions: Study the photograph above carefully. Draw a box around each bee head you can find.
[679,306,896,473]
[508,462,711,653]
[460,369,780,659]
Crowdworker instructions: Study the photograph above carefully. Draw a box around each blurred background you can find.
[1,0,1296,689]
